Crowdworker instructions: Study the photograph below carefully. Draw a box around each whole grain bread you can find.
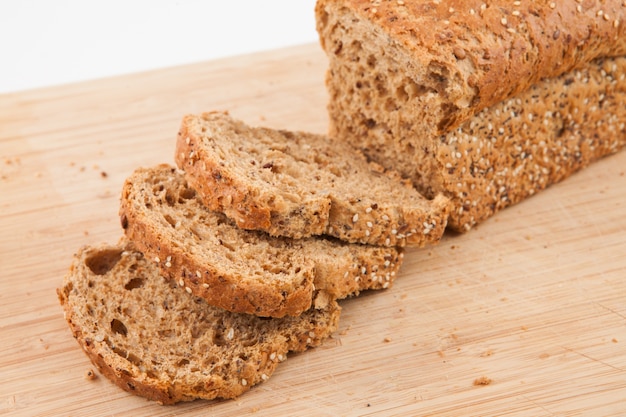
[57,241,340,404]
[316,0,626,136]
[316,1,626,231]
[175,111,449,247]
[119,164,404,318]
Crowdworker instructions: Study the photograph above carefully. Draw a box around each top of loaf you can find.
[316,0,626,133]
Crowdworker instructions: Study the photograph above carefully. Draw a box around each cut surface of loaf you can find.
[119,164,404,318]
[316,0,626,231]
[316,0,626,136]
[57,242,341,404]
[175,111,449,247]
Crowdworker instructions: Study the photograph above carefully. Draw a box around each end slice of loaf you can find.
[57,242,341,404]
[119,164,404,318]
[175,111,449,247]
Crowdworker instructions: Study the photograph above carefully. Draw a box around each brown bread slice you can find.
[57,241,341,405]
[175,111,449,247]
[316,1,626,231]
[119,164,404,318]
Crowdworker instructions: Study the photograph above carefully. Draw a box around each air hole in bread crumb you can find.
[163,214,177,228]
[365,118,377,128]
[212,331,229,347]
[85,250,123,275]
[111,319,128,337]
[124,277,145,290]
[178,187,196,201]
[165,191,176,206]
[367,54,377,68]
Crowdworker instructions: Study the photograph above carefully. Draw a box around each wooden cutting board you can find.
[1,43,625,416]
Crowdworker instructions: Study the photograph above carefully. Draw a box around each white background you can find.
[0,0,319,94]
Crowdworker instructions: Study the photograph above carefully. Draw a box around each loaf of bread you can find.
[316,0,626,135]
[175,111,449,247]
[57,242,341,404]
[119,164,404,318]
[316,0,626,231]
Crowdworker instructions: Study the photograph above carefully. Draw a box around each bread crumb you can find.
[39,337,49,350]
[4,156,21,165]
[473,376,492,386]
[612,338,619,343]
[85,369,98,381]
[100,171,108,178]
[383,337,392,343]
[480,349,494,357]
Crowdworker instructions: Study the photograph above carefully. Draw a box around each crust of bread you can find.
[119,164,404,317]
[431,56,626,230]
[175,112,449,247]
[57,242,341,404]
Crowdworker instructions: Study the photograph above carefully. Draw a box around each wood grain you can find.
[1,43,625,416]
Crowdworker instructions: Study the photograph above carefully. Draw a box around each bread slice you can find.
[57,241,341,405]
[316,0,626,136]
[119,164,404,318]
[174,111,449,247]
[316,1,626,231]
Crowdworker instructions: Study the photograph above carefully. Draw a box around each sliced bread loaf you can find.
[174,111,449,247]
[119,164,404,318]
[316,1,626,231]
[57,241,340,404]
